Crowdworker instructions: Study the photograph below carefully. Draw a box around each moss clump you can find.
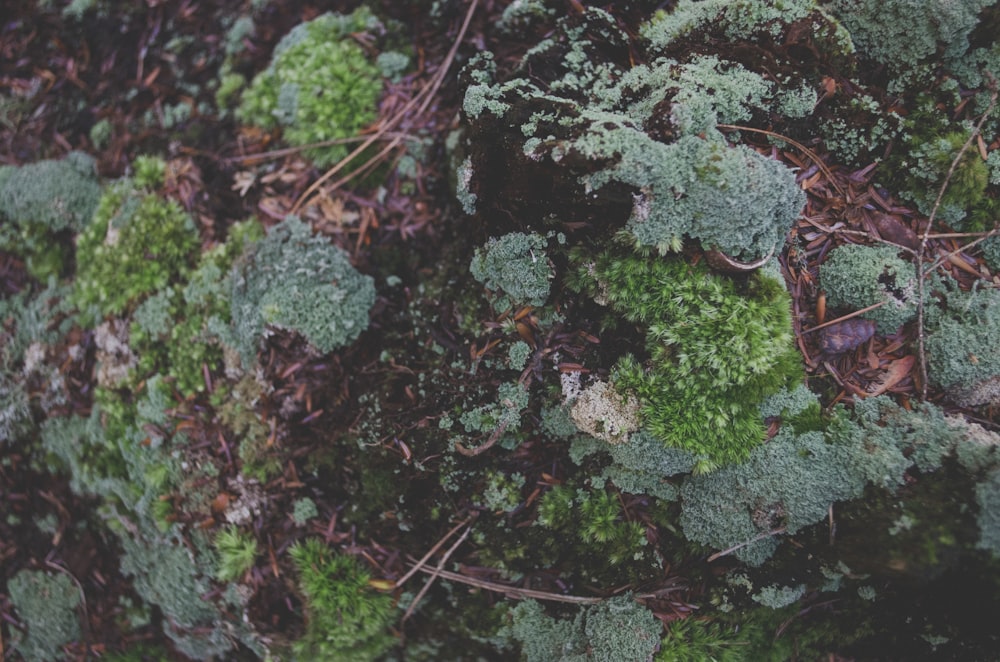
[7,570,81,662]
[129,219,262,396]
[679,397,990,565]
[74,158,199,323]
[498,596,661,662]
[828,0,991,76]
[214,526,258,581]
[469,232,553,307]
[976,467,1000,556]
[577,253,801,469]
[926,284,1000,406]
[569,430,696,501]
[895,126,991,227]
[289,539,396,661]
[820,244,917,334]
[238,8,403,168]
[460,8,806,261]
[229,216,375,368]
[0,151,101,279]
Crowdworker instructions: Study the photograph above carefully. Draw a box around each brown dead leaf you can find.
[874,214,919,249]
[866,355,915,397]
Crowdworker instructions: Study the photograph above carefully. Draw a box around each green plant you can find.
[74,160,199,323]
[228,216,376,368]
[0,151,101,279]
[820,243,918,334]
[289,538,396,661]
[214,526,258,581]
[237,8,401,167]
[7,570,81,662]
[576,253,801,468]
[470,232,553,307]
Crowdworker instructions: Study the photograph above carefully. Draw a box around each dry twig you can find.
[402,523,472,622]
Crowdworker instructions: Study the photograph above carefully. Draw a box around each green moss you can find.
[0,151,101,279]
[229,216,375,368]
[213,526,258,581]
[7,570,81,662]
[74,166,199,323]
[237,8,400,167]
[895,127,990,227]
[657,618,751,662]
[578,253,801,468]
[289,538,396,661]
[469,232,552,307]
[820,244,917,334]
[926,284,1000,406]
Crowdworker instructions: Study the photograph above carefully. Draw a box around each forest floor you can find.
[2,1,1000,660]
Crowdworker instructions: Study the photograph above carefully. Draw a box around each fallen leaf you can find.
[866,355,915,397]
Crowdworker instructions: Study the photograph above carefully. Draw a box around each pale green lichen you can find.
[828,0,991,75]
[752,583,807,609]
[0,151,101,279]
[228,216,375,367]
[820,244,917,334]
[7,570,81,662]
[470,232,553,307]
[926,284,1000,406]
[462,8,807,261]
[680,397,988,565]
[498,596,661,662]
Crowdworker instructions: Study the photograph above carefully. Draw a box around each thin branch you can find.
[916,73,998,400]
[922,226,1000,278]
[225,133,415,165]
[402,524,472,622]
[800,300,887,334]
[706,527,786,563]
[405,565,603,604]
[395,516,473,589]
